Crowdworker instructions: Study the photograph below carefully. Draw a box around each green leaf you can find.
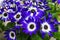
[0,20,5,31]
[48,2,56,13]
[53,32,60,40]
[4,22,15,30]
[17,32,29,40]
[43,34,50,40]
[54,12,60,21]
[47,0,52,2]
[56,4,60,12]
[31,34,42,40]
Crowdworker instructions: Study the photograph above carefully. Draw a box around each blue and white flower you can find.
[22,17,40,35]
[39,13,58,38]
[4,29,16,40]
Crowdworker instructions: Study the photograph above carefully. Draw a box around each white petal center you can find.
[9,31,16,39]
[41,22,51,32]
[27,22,36,32]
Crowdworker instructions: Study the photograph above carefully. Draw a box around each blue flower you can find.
[35,0,51,11]
[22,3,45,18]
[43,5,51,11]
[4,29,16,40]
[0,8,12,22]
[22,16,40,35]
[10,12,21,22]
[3,0,15,7]
[15,0,30,8]
[24,6,38,17]
[35,10,45,18]
[10,10,26,22]
[39,13,58,38]
[0,0,17,22]
[28,1,48,11]
[29,0,37,6]
[36,0,48,6]
[4,0,15,3]
[57,0,60,4]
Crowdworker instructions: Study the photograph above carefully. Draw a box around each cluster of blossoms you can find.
[0,0,59,40]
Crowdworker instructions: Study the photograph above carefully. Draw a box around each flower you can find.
[0,0,17,22]
[42,5,51,11]
[4,0,15,3]
[22,3,45,19]
[22,16,40,35]
[4,29,16,40]
[24,6,38,17]
[39,13,58,38]
[15,0,30,8]
[27,0,50,12]
[3,0,15,7]
[0,8,11,22]
[10,11,23,22]
[36,0,48,6]
[29,0,37,6]
[57,0,60,4]
[35,10,45,18]
[35,0,51,11]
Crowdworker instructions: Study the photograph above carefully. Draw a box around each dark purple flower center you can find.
[30,24,34,29]
[4,13,7,17]
[31,9,35,13]
[44,25,48,30]
[39,2,42,4]
[16,14,20,18]
[37,2,44,9]
[11,33,14,37]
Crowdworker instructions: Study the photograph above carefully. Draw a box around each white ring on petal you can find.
[40,2,44,6]
[14,12,22,21]
[32,2,37,6]
[7,9,15,13]
[2,12,8,19]
[28,6,37,16]
[27,22,36,32]
[28,6,37,12]
[41,22,51,33]
[37,1,44,6]
[9,31,16,39]
[40,7,46,11]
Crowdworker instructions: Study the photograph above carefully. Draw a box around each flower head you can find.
[15,0,30,8]
[0,8,12,22]
[4,29,16,40]
[22,3,45,19]
[39,13,58,38]
[10,11,22,22]
[36,0,51,11]
[22,17,40,35]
